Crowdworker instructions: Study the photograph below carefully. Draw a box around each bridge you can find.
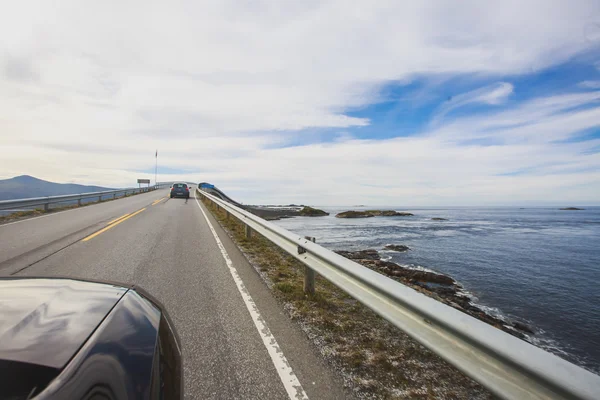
[0,184,599,400]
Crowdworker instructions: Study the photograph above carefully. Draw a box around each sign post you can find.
[137,179,151,190]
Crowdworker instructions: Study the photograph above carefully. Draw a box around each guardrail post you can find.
[226,211,230,220]
[98,195,102,202]
[78,199,82,206]
[44,203,49,211]
[303,236,316,295]
[245,224,252,239]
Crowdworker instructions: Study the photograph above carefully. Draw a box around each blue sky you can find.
[1,1,599,205]
[254,55,600,153]
[341,57,600,142]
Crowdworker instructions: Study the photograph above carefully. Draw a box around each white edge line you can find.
[194,195,309,400]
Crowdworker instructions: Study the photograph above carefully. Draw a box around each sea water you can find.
[274,206,600,373]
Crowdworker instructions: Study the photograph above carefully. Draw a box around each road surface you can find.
[0,188,352,399]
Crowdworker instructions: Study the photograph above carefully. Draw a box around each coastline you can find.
[271,205,600,374]
[335,248,536,341]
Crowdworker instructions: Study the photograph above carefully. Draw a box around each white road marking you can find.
[194,195,309,400]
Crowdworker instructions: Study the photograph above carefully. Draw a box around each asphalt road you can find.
[0,188,352,399]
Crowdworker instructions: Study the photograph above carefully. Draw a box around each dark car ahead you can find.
[170,183,189,199]
[0,277,183,400]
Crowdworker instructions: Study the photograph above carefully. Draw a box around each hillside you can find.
[0,175,113,201]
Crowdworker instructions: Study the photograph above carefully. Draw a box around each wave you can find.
[529,334,600,374]
[456,291,595,371]
[390,261,443,275]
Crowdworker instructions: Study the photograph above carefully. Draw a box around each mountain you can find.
[0,175,114,201]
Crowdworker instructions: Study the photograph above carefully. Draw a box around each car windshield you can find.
[174,184,186,188]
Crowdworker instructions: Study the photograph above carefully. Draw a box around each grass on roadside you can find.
[201,197,493,400]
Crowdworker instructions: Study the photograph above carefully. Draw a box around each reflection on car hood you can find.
[0,278,128,369]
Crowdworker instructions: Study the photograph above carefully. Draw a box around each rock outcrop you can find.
[560,207,584,210]
[384,244,410,252]
[360,259,456,285]
[249,205,326,219]
[299,206,329,216]
[335,249,536,341]
[335,211,375,218]
[336,249,380,260]
[366,210,414,216]
[336,210,414,218]
[431,217,448,221]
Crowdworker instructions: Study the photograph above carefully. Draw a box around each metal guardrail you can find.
[197,187,600,400]
[0,184,168,212]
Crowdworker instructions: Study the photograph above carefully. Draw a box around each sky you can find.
[1,0,600,206]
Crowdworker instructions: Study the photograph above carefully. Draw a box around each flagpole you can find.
[155,150,158,187]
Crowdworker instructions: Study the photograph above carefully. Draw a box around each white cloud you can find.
[432,82,513,124]
[579,80,600,89]
[432,91,600,144]
[0,0,599,204]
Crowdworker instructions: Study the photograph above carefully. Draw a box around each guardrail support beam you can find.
[303,236,316,295]
[78,199,82,206]
[245,224,252,239]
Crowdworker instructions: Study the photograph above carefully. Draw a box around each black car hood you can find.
[0,278,128,369]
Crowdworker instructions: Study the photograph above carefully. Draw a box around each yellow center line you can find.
[106,213,130,225]
[152,197,166,206]
[82,208,146,242]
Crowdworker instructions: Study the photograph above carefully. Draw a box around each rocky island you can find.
[336,210,414,218]
[384,244,410,252]
[253,205,329,220]
[298,206,329,216]
[560,207,584,210]
[336,211,374,218]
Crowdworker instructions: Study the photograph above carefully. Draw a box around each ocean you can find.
[273,206,600,373]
